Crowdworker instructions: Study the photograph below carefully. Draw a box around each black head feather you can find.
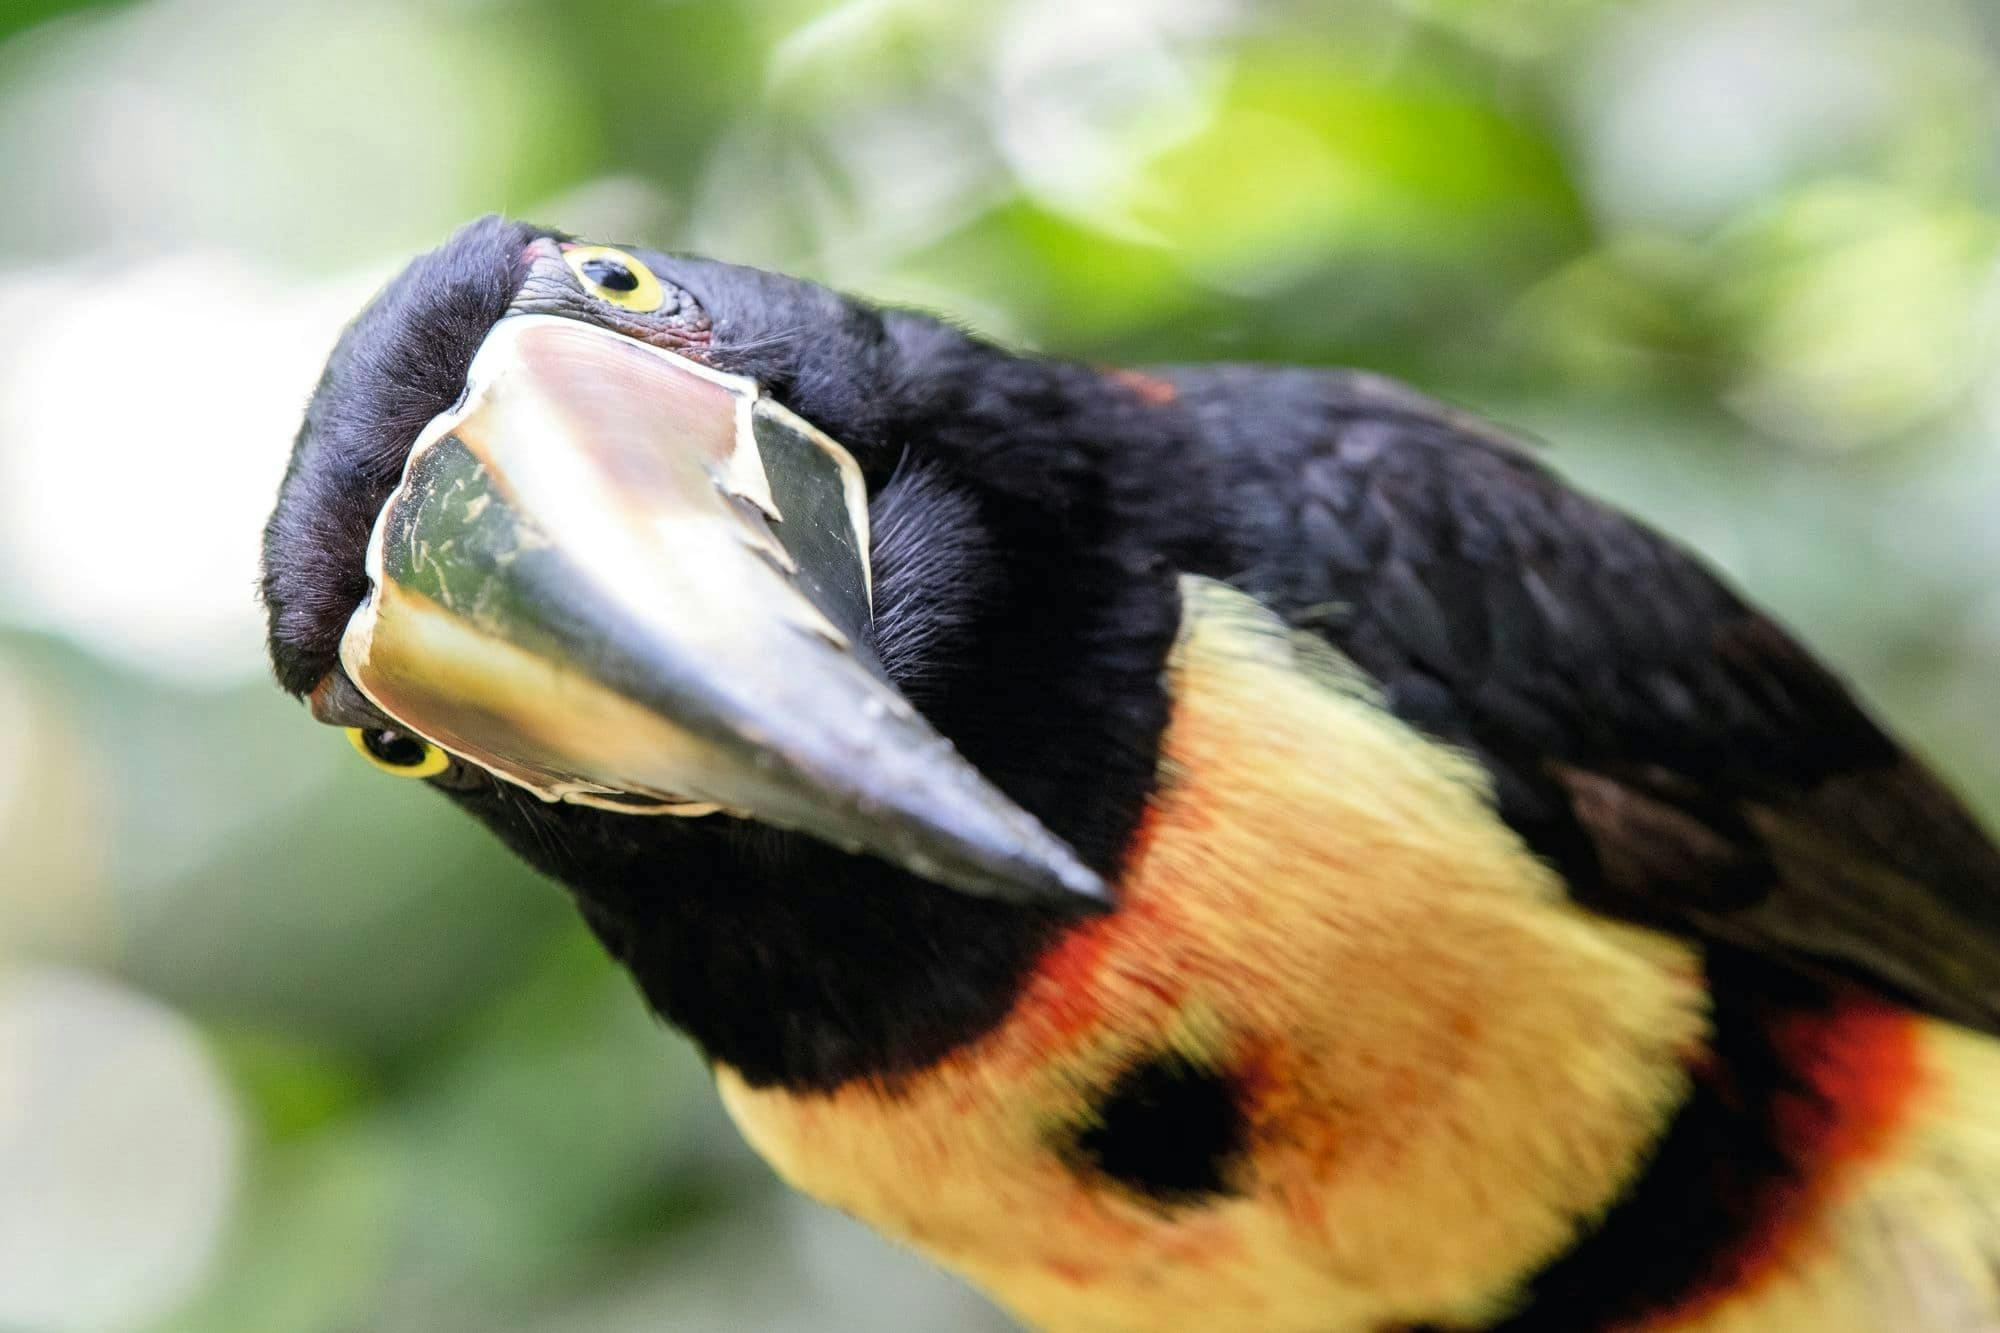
[262,215,542,695]
[259,216,1188,1088]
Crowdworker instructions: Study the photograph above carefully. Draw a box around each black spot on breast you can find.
[1064,1052,1247,1206]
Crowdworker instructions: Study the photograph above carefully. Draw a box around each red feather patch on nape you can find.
[1104,368,1180,406]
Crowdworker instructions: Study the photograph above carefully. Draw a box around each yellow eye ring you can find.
[346,727,450,778]
[563,245,667,314]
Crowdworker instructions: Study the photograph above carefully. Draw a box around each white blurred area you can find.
[0,966,241,1331]
[0,0,567,685]
[0,259,370,683]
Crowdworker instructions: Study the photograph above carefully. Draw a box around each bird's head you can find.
[262,218,1182,1080]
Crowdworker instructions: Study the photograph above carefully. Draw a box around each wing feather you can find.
[1189,367,2000,1031]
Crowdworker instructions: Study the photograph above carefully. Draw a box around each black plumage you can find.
[1063,1052,1248,1207]
[260,217,2000,1330]
[265,215,2000,1091]
[1178,363,2000,1030]
[264,217,537,696]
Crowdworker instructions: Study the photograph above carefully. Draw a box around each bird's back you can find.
[1150,363,2000,1039]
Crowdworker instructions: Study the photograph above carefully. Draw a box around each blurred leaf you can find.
[151,1123,406,1333]
[906,199,1189,343]
[1391,0,1622,58]
[1134,41,1586,282]
[112,698,571,1060]
[1508,234,1724,390]
[0,0,133,47]
[1713,180,2000,448]
[212,1029,377,1144]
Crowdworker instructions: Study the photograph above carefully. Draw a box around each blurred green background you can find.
[1,0,1997,1328]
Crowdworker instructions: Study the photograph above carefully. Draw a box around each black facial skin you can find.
[265,216,1198,1090]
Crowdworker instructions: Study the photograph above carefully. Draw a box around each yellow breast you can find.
[720,578,1707,1332]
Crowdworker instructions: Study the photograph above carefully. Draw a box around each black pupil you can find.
[580,257,639,292]
[363,729,429,768]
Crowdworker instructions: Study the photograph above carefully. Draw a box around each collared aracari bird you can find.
[262,216,2000,1332]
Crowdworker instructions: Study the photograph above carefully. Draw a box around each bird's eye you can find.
[346,727,450,778]
[563,245,667,314]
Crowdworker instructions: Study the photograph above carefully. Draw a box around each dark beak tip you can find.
[902,826,1113,911]
[993,848,1113,913]
[1054,863,1114,909]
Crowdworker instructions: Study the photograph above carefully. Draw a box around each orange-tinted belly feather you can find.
[716,580,1994,1332]
[722,579,1709,1332]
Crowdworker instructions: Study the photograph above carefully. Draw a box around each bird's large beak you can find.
[337,313,1104,907]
